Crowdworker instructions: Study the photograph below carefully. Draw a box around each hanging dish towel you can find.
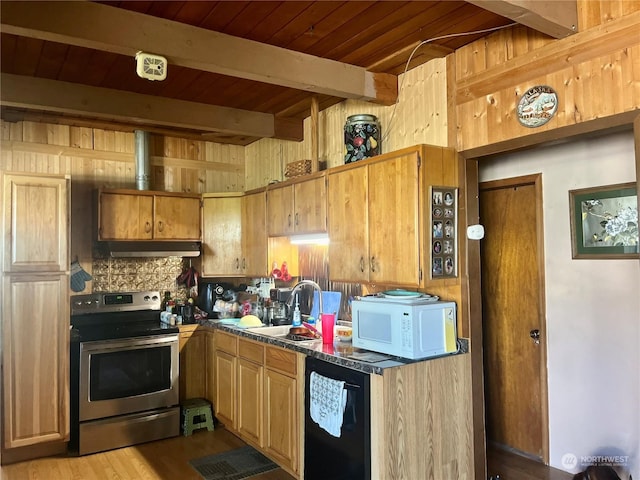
[309,372,347,438]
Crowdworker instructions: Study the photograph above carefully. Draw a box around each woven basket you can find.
[284,159,312,178]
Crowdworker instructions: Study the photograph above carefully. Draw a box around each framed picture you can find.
[569,182,639,259]
[430,186,458,278]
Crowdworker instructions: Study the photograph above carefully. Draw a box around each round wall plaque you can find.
[516,85,558,128]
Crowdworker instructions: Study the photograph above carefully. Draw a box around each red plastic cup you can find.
[321,313,335,344]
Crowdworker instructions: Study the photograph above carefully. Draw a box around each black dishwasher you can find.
[304,357,371,480]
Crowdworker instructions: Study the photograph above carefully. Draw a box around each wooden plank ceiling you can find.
[0,1,575,145]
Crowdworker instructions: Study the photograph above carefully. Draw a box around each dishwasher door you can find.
[304,357,370,480]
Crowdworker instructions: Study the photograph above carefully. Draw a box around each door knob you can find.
[530,329,540,345]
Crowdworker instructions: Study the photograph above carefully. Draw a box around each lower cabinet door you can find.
[237,359,263,446]
[264,369,298,472]
[2,273,69,448]
[214,350,237,429]
[179,328,207,402]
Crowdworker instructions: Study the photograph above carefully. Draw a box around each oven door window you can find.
[89,344,172,401]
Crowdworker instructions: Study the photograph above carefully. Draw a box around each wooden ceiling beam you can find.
[0,1,398,105]
[467,0,578,38]
[0,73,303,141]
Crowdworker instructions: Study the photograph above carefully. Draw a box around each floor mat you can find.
[189,446,279,480]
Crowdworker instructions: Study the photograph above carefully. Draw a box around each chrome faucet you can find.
[286,280,323,319]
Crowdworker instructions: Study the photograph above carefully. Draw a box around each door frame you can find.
[479,173,550,463]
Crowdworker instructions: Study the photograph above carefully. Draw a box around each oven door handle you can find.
[80,334,179,354]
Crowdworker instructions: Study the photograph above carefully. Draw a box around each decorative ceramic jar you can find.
[344,114,381,164]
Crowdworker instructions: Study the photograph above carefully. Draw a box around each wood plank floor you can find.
[487,445,574,480]
[2,431,577,480]
[0,428,296,480]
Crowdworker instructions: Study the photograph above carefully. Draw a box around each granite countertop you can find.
[195,319,468,375]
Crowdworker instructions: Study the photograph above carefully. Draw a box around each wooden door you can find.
[241,192,268,277]
[328,166,369,282]
[202,195,243,276]
[264,369,297,472]
[237,358,264,446]
[154,195,201,240]
[3,173,68,273]
[368,152,421,286]
[266,185,294,236]
[99,191,153,240]
[294,176,327,233]
[2,273,69,448]
[178,328,207,402]
[214,350,237,429]
[480,175,548,461]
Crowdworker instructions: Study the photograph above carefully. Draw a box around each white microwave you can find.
[351,297,457,360]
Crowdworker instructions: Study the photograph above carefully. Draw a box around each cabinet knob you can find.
[145,221,152,233]
[287,214,292,228]
[295,213,299,226]
[235,258,240,270]
[157,220,164,232]
[359,256,365,273]
[370,256,376,272]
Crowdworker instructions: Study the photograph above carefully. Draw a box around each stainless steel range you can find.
[69,291,180,456]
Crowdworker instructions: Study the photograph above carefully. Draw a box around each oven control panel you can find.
[71,291,161,314]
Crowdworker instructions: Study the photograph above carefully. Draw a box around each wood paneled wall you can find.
[244,59,449,190]
[0,120,245,290]
[455,6,640,156]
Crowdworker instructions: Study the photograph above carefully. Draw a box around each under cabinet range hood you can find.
[106,241,201,258]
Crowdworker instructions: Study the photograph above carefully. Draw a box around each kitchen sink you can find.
[245,325,291,337]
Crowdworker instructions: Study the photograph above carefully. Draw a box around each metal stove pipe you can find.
[134,130,150,190]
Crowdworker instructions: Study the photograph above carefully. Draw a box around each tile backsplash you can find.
[92,256,189,300]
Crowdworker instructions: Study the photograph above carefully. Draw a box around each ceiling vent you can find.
[135,52,167,81]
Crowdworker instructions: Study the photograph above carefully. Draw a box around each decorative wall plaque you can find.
[517,85,558,128]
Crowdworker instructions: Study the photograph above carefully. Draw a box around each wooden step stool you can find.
[181,398,214,436]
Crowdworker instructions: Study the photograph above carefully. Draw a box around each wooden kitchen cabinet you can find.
[266,175,327,236]
[328,146,439,287]
[201,194,243,277]
[205,330,216,406]
[3,173,69,273]
[178,326,207,402]
[213,331,238,429]
[1,172,70,454]
[211,331,301,476]
[98,188,201,241]
[2,274,70,449]
[241,190,268,277]
[328,149,421,285]
[263,345,300,474]
[237,339,265,446]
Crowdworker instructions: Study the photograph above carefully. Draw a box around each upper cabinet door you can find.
[242,191,268,277]
[328,166,369,283]
[294,176,327,234]
[202,195,243,277]
[266,185,294,237]
[3,173,68,273]
[154,195,201,240]
[98,191,153,241]
[368,152,421,285]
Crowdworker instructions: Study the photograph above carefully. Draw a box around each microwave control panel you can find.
[401,315,413,349]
